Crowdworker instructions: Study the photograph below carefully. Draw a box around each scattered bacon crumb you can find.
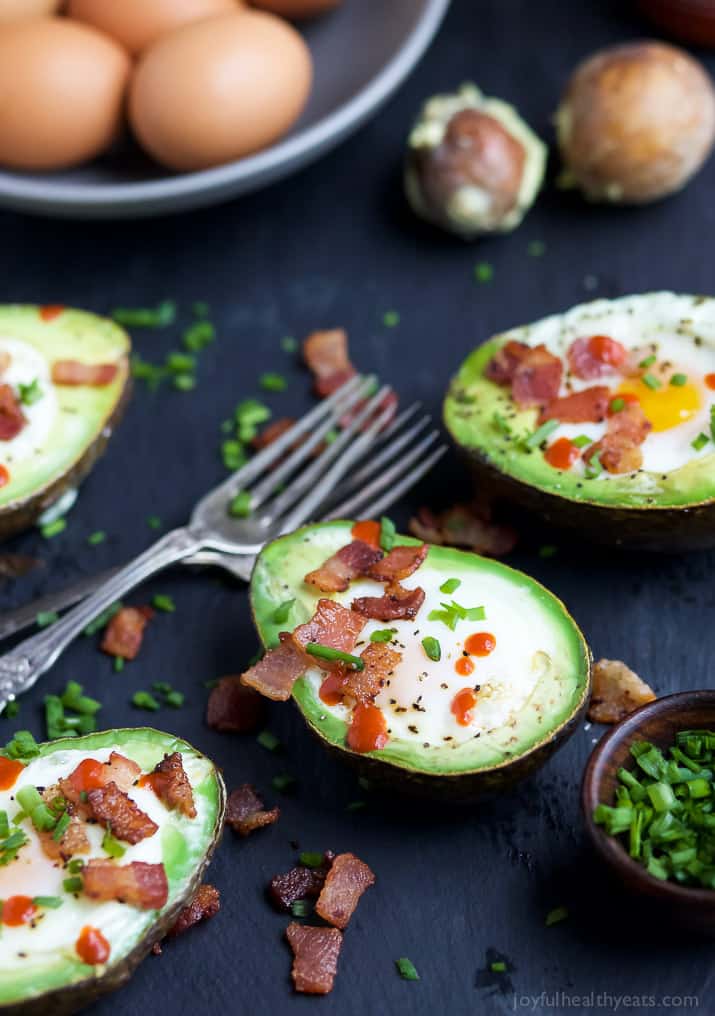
[225,784,280,837]
[100,606,153,661]
[292,599,366,668]
[207,676,266,731]
[87,782,158,844]
[485,341,563,407]
[104,751,141,791]
[539,386,610,425]
[303,329,356,397]
[0,383,26,441]
[37,787,89,862]
[305,539,384,593]
[584,402,651,475]
[269,854,334,912]
[241,633,306,702]
[51,360,118,386]
[82,860,169,910]
[340,643,402,704]
[147,753,196,819]
[167,884,220,938]
[408,503,517,558]
[352,582,425,622]
[484,340,531,384]
[59,752,141,815]
[251,417,296,451]
[286,923,343,995]
[368,543,427,583]
[588,659,656,724]
[315,852,375,930]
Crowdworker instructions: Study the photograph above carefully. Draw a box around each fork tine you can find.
[276,388,397,536]
[330,412,431,504]
[325,444,448,522]
[259,384,393,524]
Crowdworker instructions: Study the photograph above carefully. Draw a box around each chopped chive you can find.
[474,261,493,284]
[131,690,160,711]
[147,516,162,530]
[272,599,295,625]
[36,611,58,628]
[439,578,461,595]
[52,811,71,841]
[571,434,592,448]
[166,352,196,374]
[490,961,507,973]
[538,544,558,559]
[584,454,603,480]
[528,240,546,257]
[114,656,125,672]
[281,335,298,353]
[1,700,19,719]
[257,730,281,752]
[32,895,63,909]
[67,858,85,874]
[642,373,661,391]
[421,636,441,662]
[545,906,569,926]
[395,957,420,981]
[62,876,83,894]
[152,594,176,613]
[299,851,324,869]
[18,379,42,406]
[1,730,39,760]
[192,301,210,319]
[370,629,396,643]
[670,373,688,387]
[524,419,559,450]
[382,310,400,328]
[84,602,122,636]
[87,530,106,546]
[153,681,172,694]
[272,773,296,794]
[260,372,287,392]
[112,301,176,329]
[228,491,252,518]
[638,354,657,368]
[305,644,364,670]
[290,899,312,917]
[41,518,66,539]
[183,320,215,352]
[165,690,184,708]
[692,433,710,452]
[222,439,247,471]
[102,829,126,858]
[609,397,625,413]
[379,516,396,552]
[492,412,512,436]
[172,374,196,392]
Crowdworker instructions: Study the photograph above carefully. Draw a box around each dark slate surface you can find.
[1,1,714,1013]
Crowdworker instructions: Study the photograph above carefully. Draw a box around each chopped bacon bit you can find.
[0,384,26,441]
[315,852,375,930]
[146,753,196,819]
[104,751,142,791]
[87,782,158,844]
[352,582,425,622]
[305,539,383,593]
[82,859,169,910]
[567,335,627,379]
[207,676,266,731]
[39,304,64,322]
[341,642,401,704]
[241,633,306,701]
[167,884,220,938]
[539,385,611,425]
[351,520,381,548]
[0,553,40,579]
[303,329,356,397]
[584,402,651,475]
[225,784,280,837]
[408,502,517,557]
[484,340,531,385]
[37,788,90,862]
[51,360,118,387]
[511,345,563,408]
[269,854,334,911]
[588,659,656,724]
[292,599,366,668]
[367,543,427,583]
[61,753,140,815]
[286,923,343,995]
[100,606,152,661]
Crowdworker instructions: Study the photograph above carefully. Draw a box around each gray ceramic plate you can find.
[0,0,450,219]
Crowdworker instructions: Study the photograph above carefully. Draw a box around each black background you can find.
[1,1,714,1013]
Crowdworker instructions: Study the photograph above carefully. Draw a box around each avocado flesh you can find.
[0,306,130,539]
[251,522,590,795]
[0,728,225,1015]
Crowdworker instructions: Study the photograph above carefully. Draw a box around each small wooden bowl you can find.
[582,690,715,936]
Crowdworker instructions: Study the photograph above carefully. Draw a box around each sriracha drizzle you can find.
[76,925,111,965]
[347,703,388,753]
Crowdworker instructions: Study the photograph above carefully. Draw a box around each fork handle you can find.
[0,527,201,711]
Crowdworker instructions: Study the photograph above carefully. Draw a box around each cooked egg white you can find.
[0,336,57,468]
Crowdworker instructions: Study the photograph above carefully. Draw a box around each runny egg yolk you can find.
[615,377,702,432]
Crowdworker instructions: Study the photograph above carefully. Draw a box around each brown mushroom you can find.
[556,40,715,204]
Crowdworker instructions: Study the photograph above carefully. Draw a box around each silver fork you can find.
[0,375,447,711]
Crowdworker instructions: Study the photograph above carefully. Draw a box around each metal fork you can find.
[0,375,446,710]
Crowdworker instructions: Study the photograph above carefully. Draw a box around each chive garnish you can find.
[183,320,215,352]
[272,599,295,625]
[642,373,661,390]
[222,439,247,471]
[490,961,507,973]
[609,397,625,413]
[131,690,160,711]
[87,530,106,546]
[528,240,546,257]
[538,544,557,559]
[152,594,176,613]
[62,876,83,894]
[305,644,364,670]
[492,412,512,436]
[272,773,296,794]
[52,811,71,841]
[421,637,441,662]
[670,373,688,387]
[84,601,122,636]
[379,516,396,552]
[571,434,592,448]
[382,311,400,328]
[147,516,162,530]
[32,896,63,909]
[524,419,559,450]
[439,578,461,595]
[165,690,184,709]
[260,372,287,392]
[692,433,710,452]
[428,600,485,631]
[474,261,494,284]
[114,656,125,672]
[584,454,603,479]
[192,301,210,319]
[545,906,569,926]
[228,491,252,518]
[1,700,19,719]
[112,301,176,328]
[41,518,66,539]
[257,730,281,752]
[639,354,656,368]
[173,374,196,392]
[102,829,126,858]
[299,851,324,868]
[36,611,58,628]
[290,899,312,917]
[1,730,39,761]
[18,379,42,406]
[67,858,85,874]
[370,628,396,643]
[281,336,298,353]
[395,957,420,981]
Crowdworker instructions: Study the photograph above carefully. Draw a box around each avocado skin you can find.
[0,375,132,543]
[0,728,226,1016]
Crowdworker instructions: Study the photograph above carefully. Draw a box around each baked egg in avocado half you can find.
[248,521,591,803]
[444,293,715,551]
[0,728,225,1016]
[0,305,131,540]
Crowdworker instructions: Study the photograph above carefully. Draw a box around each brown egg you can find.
[250,0,340,18]
[67,0,243,56]
[0,0,62,23]
[0,17,130,171]
[129,10,312,172]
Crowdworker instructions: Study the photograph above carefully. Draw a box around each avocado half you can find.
[0,728,225,1016]
[250,521,591,803]
[444,292,715,551]
[0,306,131,540]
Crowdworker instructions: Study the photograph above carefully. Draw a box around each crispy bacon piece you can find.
[207,676,266,731]
[167,884,220,938]
[584,402,651,475]
[286,923,343,995]
[511,345,563,408]
[367,543,427,583]
[292,599,366,668]
[0,383,25,441]
[104,751,142,790]
[241,633,306,701]
[87,782,158,844]
[37,787,90,862]
[148,753,196,819]
[100,606,153,661]
[269,854,334,911]
[567,335,627,380]
[59,752,142,815]
[342,643,401,704]
[303,329,356,397]
[588,658,656,724]
[51,360,118,386]
[226,784,280,837]
[82,859,169,910]
[409,502,517,557]
[539,385,610,425]
[315,852,375,930]
[305,539,384,593]
[352,582,425,622]
[484,340,531,384]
